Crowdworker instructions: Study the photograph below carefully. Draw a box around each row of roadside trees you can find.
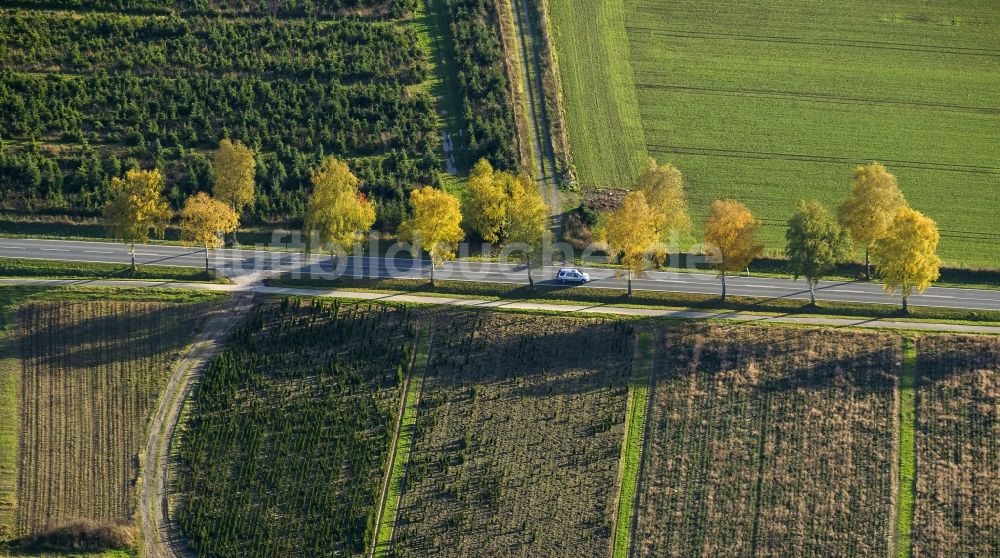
[103,138,255,270]
[601,159,940,312]
[102,142,940,312]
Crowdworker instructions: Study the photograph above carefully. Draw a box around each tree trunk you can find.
[330,252,337,275]
[721,273,727,302]
[809,282,816,306]
[526,256,533,288]
[130,243,136,271]
[204,243,210,271]
[627,270,633,297]
[429,261,435,287]
[865,248,871,280]
[902,295,909,314]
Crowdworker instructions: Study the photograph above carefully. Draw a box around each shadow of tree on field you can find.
[16,302,210,371]
[420,309,637,399]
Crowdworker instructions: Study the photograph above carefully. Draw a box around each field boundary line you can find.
[370,319,434,558]
[635,83,1000,116]
[894,338,918,558]
[138,293,255,558]
[646,144,1000,175]
[626,26,1000,57]
[610,328,654,558]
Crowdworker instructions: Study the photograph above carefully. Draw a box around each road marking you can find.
[40,248,70,252]
[83,250,113,254]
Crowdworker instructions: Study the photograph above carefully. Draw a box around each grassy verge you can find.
[0,286,225,313]
[411,0,469,172]
[0,258,227,283]
[612,332,653,558]
[265,276,1000,326]
[373,324,432,557]
[896,338,917,558]
[0,319,15,542]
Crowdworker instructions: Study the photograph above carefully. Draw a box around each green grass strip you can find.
[373,324,432,557]
[896,338,917,558]
[0,326,16,541]
[612,331,653,558]
[0,257,226,283]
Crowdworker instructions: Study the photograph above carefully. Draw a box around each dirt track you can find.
[138,294,255,558]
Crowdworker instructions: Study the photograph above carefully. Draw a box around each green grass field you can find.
[549,0,1000,267]
[548,0,648,189]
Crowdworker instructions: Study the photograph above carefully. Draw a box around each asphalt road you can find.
[1,237,999,311]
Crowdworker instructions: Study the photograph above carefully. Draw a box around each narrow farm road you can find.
[139,293,256,558]
[509,0,562,237]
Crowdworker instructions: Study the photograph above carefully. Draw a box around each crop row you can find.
[14,300,203,536]
[0,0,414,18]
[0,0,440,219]
[174,298,418,557]
[390,311,634,558]
[0,71,438,216]
[913,335,1000,557]
[444,0,518,170]
[0,11,426,83]
[633,325,899,557]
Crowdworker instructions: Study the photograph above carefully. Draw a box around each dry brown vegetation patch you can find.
[913,335,1000,557]
[633,325,899,557]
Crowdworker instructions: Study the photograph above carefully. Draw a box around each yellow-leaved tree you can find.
[465,159,508,243]
[400,186,464,286]
[703,199,763,301]
[604,191,659,296]
[505,177,549,287]
[871,206,941,314]
[464,158,536,246]
[303,157,376,269]
[212,139,256,244]
[635,158,691,238]
[103,168,172,270]
[837,162,906,279]
[179,192,240,270]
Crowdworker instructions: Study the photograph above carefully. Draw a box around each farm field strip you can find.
[633,325,900,556]
[372,322,433,558]
[174,299,416,557]
[389,312,634,557]
[13,300,206,537]
[895,339,917,557]
[912,335,1000,556]
[547,0,647,189]
[611,331,652,558]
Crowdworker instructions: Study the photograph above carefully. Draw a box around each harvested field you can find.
[913,335,1000,557]
[14,300,208,537]
[633,325,900,557]
[389,312,636,558]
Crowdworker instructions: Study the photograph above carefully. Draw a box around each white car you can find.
[557,267,591,284]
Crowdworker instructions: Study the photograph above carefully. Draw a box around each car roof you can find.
[558,267,579,272]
